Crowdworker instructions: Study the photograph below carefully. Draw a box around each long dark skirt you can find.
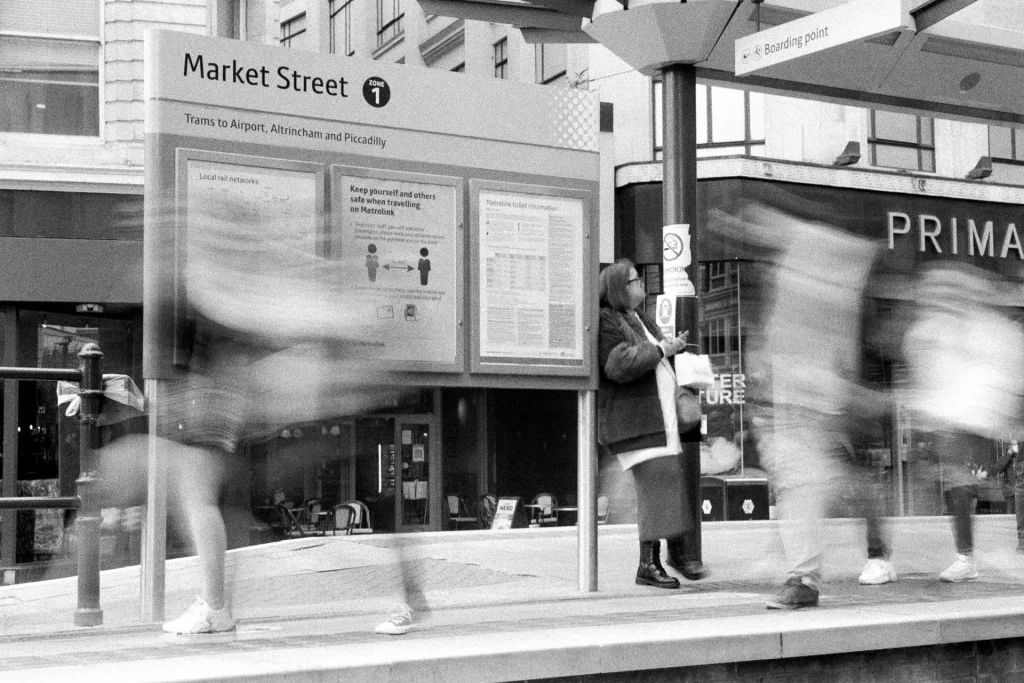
[632,454,685,541]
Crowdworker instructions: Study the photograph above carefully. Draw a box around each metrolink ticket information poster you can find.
[145,29,599,388]
[478,190,585,366]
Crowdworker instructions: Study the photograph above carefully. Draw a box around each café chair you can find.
[305,500,329,535]
[446,495,478,530]
[478,494,497,528]
[331,503,356,535]
[341,499,374,534]
[530,493,558,527]
[277,503,306,537]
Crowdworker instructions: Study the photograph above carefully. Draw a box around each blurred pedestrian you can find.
[715,203,891,609]
[994,440,1024,553]
[903,262,1024,581]
[597,259,708,589]
[97,196,407,634]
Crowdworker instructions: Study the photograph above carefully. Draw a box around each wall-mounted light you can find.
[281,429,291,439]
[966,156,992,180]
[833,141,861,166]
[330,425,341,436]
[959,72,981,93]
[293,428,303,439]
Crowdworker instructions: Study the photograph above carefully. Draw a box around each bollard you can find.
[74,343,104,627]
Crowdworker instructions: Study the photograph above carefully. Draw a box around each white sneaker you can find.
[858,558,898,585]
[374,604,413,635]
[939,554,979,583]
[162,597,236,634]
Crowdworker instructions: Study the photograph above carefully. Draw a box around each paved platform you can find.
[1,515,1023,682]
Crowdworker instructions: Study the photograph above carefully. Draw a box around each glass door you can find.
[395,416,438,532]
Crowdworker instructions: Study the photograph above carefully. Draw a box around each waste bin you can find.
[699,476,726,522]
[722,475,769,521]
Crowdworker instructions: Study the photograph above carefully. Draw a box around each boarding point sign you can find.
[145,30,600,389]
[735,0,904,76]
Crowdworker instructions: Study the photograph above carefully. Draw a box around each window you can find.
[0,0,100,136]
[869,110,935,172]
[377,0,404,48]
[330,0,356,56]
[990,126,1024,163]
[494,38,508,79]
[653,81,765,160]
[280,13,308,48]
[535,44,566,86]
[708,262,729,291]
[705,318,729,357]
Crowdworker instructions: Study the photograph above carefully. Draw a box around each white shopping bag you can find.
[674,351,715,389]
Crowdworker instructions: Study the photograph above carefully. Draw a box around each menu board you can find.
[491,496,527,530]
[477,189,585,368]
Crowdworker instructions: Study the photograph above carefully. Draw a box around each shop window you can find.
[535,44,566,86]
[494,37,508,79]
[376,0,404,48]
[653,81,765,160]
[989,126,1024,163]
[869,110,935,172]
[330,0,356,56]
[0,0,100,137]
[280,13,308,48]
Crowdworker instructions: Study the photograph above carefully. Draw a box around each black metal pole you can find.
[662,64,703,561]
[74,343,103,627]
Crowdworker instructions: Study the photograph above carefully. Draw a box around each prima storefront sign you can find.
[887,212,1024,260]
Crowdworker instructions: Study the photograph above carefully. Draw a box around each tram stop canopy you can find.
[417,0,1024,126]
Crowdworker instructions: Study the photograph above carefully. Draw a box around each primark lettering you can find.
[887,212,1024,259]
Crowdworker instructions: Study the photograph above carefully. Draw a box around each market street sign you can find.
[735,0,904,76]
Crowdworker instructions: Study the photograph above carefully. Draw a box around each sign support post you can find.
[577,389,598,592]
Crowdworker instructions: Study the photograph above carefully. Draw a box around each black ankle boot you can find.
[665,537,708,581]
[636,540,680,589]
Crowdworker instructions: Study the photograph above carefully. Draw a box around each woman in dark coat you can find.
[597,260,707,587]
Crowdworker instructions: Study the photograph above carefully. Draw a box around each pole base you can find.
[74,608,103,627]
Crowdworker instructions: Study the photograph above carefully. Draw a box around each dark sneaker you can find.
[766,579,819,610]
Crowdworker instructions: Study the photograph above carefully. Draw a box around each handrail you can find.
[0,367,81,382]
[0,344,103,626]
[0,497,81,510]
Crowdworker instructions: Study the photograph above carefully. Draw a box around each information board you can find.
[145,29,599,389]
